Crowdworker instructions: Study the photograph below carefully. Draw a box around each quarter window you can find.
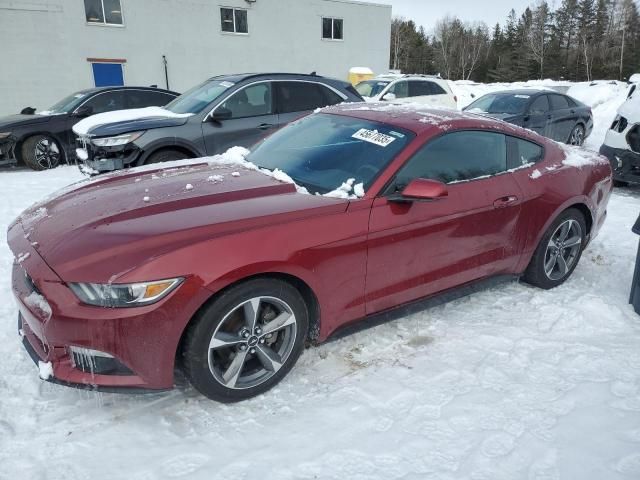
[84,0,123,25]
[221,7,248,34]
[322,17,343,40]
[219,83,272,119]
[509,137,544,168]
[393,131,507,187]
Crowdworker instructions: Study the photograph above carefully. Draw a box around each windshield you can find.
[355,80,390,98]
[247,113,414,195]
[165,79,234,114]
[40,91,91,115]
[465,93,530,115]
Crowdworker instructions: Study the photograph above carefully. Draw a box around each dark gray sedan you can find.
[76,73,364,173]
[463,89,593,146]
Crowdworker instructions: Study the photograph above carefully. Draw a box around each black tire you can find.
[21,135,62,170]
[181,278,309,402]
[568,124,585,146]
[144,149,189,165]
[523,208,587,289]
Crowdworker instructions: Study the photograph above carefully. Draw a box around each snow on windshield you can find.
[72,107,193,136]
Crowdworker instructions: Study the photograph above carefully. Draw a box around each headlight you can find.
[91,131,144,147]
[0,131,12,139]
[69,278,183,307]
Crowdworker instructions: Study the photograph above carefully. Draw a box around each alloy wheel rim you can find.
[544,219,582,280]
[570,127,584,146]
[208,296,297,390]
[34,138,60,169]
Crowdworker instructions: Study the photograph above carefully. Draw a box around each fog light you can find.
[68,346,133,376]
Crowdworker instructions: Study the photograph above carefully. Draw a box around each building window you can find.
[84,0,123,25]
[221,7,248,34]
[322,17,343,40]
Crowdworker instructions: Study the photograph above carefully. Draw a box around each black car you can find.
[75,73,364,173]
[0,87,179,170]
[463,89,593,146]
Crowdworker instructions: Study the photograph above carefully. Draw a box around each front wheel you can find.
[568,124,585,146]
[523,208,587,289]
[144,149,189,165]
[181,278,309,402]
[21,135,62,170]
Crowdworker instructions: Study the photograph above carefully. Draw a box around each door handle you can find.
[493,195,518,208]
[258,123,274,130]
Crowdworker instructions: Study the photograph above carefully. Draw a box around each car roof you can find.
[486,89,552,96]
[206,72,347,85]
[86,86,179,95]
[324,102,541,139]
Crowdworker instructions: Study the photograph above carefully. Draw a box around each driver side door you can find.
[202,82,278,155]
[365,130,525,315]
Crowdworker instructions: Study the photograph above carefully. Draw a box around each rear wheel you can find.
[523,208,587,289]
[144,149,189,165]
[568,124,585,146]
[21,135,62,170]
[181,278,309,402]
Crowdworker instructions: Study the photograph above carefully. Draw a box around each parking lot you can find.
[1,151,640,478]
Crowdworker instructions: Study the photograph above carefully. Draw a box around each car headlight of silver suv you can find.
[91,131,144,147]
[69,278,183,307]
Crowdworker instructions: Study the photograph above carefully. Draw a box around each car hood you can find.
[0,114,52,130]
[72,107,193,137]
[12,162,348,282]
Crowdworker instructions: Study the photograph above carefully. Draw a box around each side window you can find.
[127,91,175,109]
[508,137,544,168]
[389,81,409,98]
[409,81,432,97]
[320,85,344,106]
[219,83,272,119]
[276,82,326,113]
[529,95,549,114]
[549,94,569,110]
[82,91,126,114]
[393,131,507,187]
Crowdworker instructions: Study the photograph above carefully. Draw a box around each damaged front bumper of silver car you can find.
[0,132,18,166]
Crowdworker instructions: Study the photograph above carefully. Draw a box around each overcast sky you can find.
[373,0,541,34]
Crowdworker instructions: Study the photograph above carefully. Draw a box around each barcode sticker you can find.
[352,129,396,147]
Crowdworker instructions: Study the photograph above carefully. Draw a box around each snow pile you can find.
[23,291,52,320]
[37,361,53,380]
[324,178,365,199]
[72,107,194,136]
[560,144,610,168]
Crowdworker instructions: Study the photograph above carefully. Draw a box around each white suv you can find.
[599,78,640,185]
[355,75,458,109]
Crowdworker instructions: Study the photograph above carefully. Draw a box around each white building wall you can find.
[0,0,391,116]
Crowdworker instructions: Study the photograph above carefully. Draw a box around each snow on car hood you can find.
[72,107,193,136]
[13,148,348,282]
[618,94,640,121]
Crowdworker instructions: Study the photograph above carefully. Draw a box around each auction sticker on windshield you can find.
[352,129,396,147]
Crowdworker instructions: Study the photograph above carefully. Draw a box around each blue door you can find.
[92,63,124,87]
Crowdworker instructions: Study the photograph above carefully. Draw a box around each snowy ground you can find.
[1,82,640,480]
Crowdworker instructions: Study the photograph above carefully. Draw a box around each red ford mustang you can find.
[8,105,612,402]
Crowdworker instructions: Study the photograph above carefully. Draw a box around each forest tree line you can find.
[390,0,640,82]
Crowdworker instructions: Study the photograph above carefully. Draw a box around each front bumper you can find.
[0,135,18,166]
[76,137,141,173]
[600,143,640,184]
[9,224,211,391]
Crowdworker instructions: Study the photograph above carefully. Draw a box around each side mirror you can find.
[74,105,93,117]
[381,92,396,101]
[210,108,232,122]
[389,178,448,203]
